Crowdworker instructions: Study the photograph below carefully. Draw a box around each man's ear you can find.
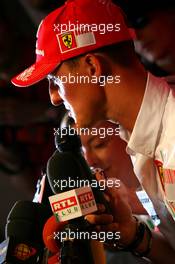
[49,82,63,106]
[82,53,112,77]
[79,53,101,77]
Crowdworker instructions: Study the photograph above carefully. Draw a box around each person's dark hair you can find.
[113,0,175,29]
[65,41,136,69]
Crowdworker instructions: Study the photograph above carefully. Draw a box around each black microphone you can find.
[49,130,111,212]
[1,200,51,264]
[47,131,111,264]
[47,152,95,264]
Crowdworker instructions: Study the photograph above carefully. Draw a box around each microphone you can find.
[48,131,111,215]
[43,211,95,264]
[47,253,60,264]
[43,215,67,254]
[46,132,111,264]
[42,215,68,264]
[1,200,51,263]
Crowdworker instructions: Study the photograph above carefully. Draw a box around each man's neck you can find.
[106,64,147,132]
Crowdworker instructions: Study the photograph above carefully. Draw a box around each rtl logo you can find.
[52,196,77,212]
[78,191,94,204]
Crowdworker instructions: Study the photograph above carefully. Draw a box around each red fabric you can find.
[11,0,132,87]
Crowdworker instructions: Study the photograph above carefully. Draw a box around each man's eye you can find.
[47,75,61,87]
[47,77,56,87]
[92,140,108,149]
[52,78,60,87]
[53,79,59,87]
[47,77,63,95]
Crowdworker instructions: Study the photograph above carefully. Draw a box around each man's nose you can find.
[48,81,63,106]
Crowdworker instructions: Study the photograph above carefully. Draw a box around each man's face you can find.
[49,56,107,128]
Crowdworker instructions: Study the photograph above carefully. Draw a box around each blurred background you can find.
[1,0,175,242]
[0,0,66,241]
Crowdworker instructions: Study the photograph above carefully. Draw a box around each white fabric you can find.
[120,73,175,249]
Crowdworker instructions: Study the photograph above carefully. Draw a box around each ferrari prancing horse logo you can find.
[62,33,73,49]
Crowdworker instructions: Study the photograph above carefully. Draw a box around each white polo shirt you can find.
[120,73,175,249]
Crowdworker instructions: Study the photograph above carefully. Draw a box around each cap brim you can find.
[11,60,60,87]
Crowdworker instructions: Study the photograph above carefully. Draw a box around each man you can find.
[11,0,175,262]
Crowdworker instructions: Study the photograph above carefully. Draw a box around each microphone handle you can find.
[60,226,94,264]
[60,240,94,264]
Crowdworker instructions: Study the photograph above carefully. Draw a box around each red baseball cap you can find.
[11,0,133,87]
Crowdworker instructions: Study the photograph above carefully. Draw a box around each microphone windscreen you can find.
[47,150,109,211]
[43,215,67,253]
[6,201,52,241]
[48,253,60,264]
[7,200,38,221]
[55,130,82,152]
[47,150,85,194]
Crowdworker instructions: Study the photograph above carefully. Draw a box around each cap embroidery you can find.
[36,49,45,56]
[16,66,35,82]
[62,33,73,49]
[57,30,96,54]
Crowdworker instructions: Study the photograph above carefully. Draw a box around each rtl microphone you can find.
[1,200,51,263]
[47,132,110,264]
[49,131,111,216]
